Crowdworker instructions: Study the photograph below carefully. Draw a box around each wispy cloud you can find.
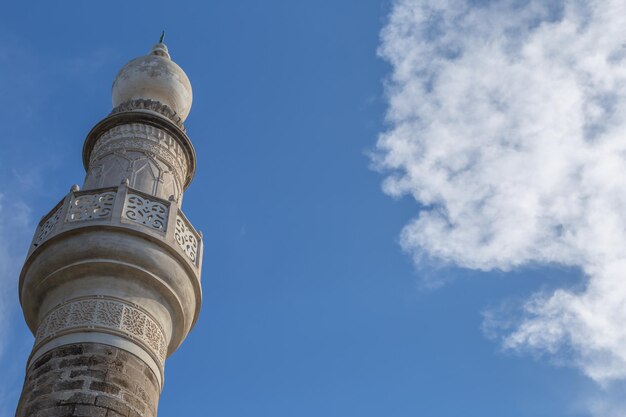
[376,0,626,403]
[0,195,31,355]
[585,381,626,417]
[0,36,105,414]
[0,192,33,416]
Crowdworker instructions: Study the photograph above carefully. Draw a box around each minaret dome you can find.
[112,43,193,121]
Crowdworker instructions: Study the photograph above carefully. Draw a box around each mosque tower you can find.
[15,41,203,417]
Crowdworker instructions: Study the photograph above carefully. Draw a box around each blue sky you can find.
[2,1,625,416]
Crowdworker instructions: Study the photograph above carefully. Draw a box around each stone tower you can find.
[15,42,202,417]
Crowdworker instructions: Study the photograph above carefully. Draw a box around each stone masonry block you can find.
[73,404,107,417]
[16,343,159,417]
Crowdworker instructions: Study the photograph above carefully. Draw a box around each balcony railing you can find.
[28,184,203,274]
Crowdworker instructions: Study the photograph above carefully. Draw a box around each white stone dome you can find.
[112,43,193,121]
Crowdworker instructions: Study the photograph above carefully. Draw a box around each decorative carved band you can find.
[35,296,167,364]
[175,213,199,265]
[89,123,188,187]
[66,191,116,222]
[110,99,185,131]
[124,193,169,231]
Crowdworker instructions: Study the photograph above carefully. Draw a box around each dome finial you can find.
[159,30,165,44]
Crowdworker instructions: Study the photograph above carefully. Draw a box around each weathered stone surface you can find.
[16,42,202,417]
[15,343,160,417]
[112,43,193,121]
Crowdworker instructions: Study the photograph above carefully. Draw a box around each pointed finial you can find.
[159,31,165,44]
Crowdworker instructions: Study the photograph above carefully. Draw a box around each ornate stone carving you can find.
[124,193,169,231]
[35,296,167,363]
[175,214,199,264]
[89,123,188,188]
[110,98,186,131]
[34,203,63,246]
[66,191,116,222]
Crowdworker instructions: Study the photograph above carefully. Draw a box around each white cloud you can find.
[0,38,92,415]
[0,190,35,416]
[376,0,626,388]
[0,194,32,356]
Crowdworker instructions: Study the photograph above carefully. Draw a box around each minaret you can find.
[15,42,202,417]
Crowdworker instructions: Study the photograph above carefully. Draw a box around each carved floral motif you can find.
[35,296,167,363]
[124,193,168,231]
[66,191,116,222]
[175,214,199,264]
[34,204,63,246]
[110,98,186,131]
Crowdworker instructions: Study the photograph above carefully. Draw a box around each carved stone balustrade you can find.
[27,184,202,274]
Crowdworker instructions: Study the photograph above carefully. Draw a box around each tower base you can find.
[15,343,160,417]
